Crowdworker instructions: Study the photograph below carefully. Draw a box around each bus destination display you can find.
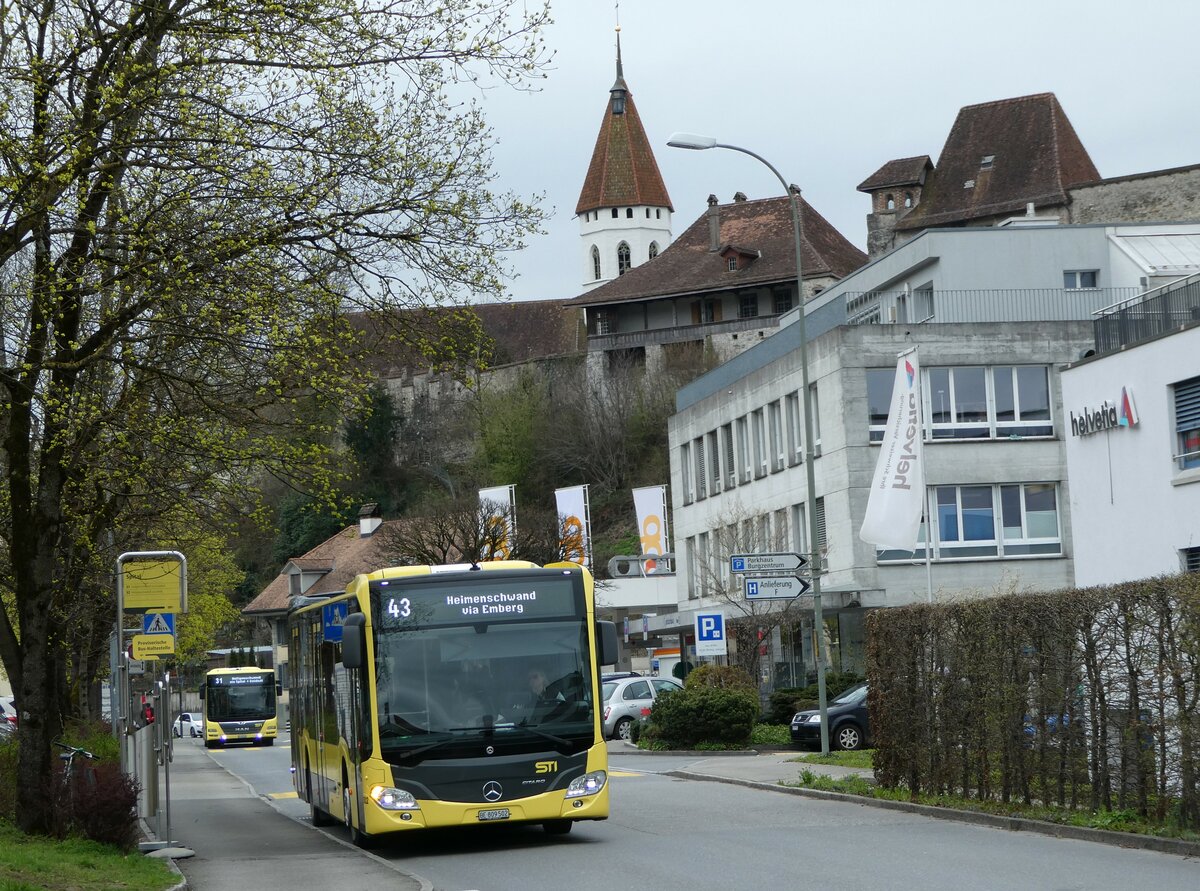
[372,577,579,628]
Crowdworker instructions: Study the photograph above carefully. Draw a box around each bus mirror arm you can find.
[342,613,367,670]
[596,620,618,667]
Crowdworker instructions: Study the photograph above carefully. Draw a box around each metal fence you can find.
[1092,274,1200,353]
[845,288,1140,327]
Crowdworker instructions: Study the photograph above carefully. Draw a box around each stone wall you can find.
[1069,166,1200,224]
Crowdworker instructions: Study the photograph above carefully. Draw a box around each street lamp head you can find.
[667,132,716,150]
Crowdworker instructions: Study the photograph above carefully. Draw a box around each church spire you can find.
[575,22,673,291]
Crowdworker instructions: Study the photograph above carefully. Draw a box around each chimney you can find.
[1026,202,1035,217]
[733,191,747,202]
[358,502,382,538]
[707,194,720,252]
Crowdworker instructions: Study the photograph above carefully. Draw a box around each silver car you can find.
[173,711,204,738]
[602,676,681,741]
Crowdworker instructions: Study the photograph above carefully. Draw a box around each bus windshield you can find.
[370,575,596,760]
[206,671,276,722]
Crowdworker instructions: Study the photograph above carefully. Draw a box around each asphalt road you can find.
[174,736,1200,891]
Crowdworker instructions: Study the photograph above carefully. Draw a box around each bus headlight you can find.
[564,770,607,798]
[370,786,420,811]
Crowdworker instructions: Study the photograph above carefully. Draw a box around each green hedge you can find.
[644,664,759,748]
[867,573,1200,830]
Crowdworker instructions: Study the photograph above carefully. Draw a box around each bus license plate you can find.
[477,808,510,822]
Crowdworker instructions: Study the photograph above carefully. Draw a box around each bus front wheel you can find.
[343,774,374,848]
[543,820,573,836]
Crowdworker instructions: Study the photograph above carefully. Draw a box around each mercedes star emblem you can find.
[483,781,503,802]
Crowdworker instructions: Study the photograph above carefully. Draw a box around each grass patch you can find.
[791,749,874,770]
[0,821,177,891]
[783,774,1200,842]
[751,723,792,748]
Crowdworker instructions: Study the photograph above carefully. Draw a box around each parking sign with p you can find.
[694,611,727,657]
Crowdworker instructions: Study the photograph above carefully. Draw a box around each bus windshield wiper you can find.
[379,717,436,740]
[390,733,458,766]
[517,722,574,751]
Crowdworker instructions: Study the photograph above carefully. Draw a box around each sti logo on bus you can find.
[534,760,558,774]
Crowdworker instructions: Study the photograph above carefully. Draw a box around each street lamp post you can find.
[667,133,830,754]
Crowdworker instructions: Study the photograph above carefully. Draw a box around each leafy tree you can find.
[0,0,550,834]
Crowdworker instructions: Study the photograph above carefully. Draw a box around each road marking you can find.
[609,770,642,777]
[267,791,298,799]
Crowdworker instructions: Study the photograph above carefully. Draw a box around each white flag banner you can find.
[478,485,516,560]
[555,485,592,568]
[632,485,669,573]
[860,348,925,550]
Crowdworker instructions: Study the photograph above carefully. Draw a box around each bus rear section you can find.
[201,667,281,748]
[288,561,619,845]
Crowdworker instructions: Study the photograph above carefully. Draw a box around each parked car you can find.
[602,676,681,741]
[173,712,204,738]
[1,697,17,731]
[791,683,871,751]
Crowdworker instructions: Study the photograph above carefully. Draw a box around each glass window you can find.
[773,289,793,314]
[591,245,601,280]
[1064,270,1099,289]
[769,401,784,471]
[617,242,631,276]
[736,417,751,483]
[994,366,1052,437]
[866,369,895,443]
[1000,484,1060,555]
[720,424,735,488]
[739,294,758,318]
[752,409,767,477]
[707,431,721,493]
[728,257,737,272]
[648,241,659,260]
[936,485,997,557]
[1175,376,1200,470]
[928,367,990,439]
[623,680,650,700]
[785,392,802,464]
[694,436,706,500]
[680,442,692,504]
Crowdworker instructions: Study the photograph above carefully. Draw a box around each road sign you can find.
[730,552,809,574]
[694,611,727,657]
[745,576,812,600]
[131,634,175,659]
[143,612,174,635]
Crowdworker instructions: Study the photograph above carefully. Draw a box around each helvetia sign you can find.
[1069,387,1139,437]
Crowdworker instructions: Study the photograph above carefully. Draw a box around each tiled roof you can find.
[895,93,1099,231]
[564,194,867,307]
[243,521,409,616]
[857,156,933,191]
[575,89,673,215]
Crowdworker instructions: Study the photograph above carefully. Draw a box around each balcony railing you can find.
[588,314,781,350]
[844,287,1140,327]
[1092,273,1200,354]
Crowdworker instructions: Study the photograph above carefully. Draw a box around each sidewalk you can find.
[160,739,427,891]
[609,741,873,787]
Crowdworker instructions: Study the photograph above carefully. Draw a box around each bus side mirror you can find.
[276,683,283,696]
[596,620,618,667]
[342,612,366,670]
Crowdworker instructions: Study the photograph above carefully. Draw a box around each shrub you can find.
[648,684,759,749]
[56,760,142,851]
[684,664,757,693]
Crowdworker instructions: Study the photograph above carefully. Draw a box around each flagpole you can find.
[924,485,933,603]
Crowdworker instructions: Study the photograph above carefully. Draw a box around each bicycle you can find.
[53,740,97,831]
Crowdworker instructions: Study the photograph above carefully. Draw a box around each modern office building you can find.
[665,222,1200,683]
[1061,273,1200,585]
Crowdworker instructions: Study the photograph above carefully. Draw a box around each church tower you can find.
[575,30,673,292]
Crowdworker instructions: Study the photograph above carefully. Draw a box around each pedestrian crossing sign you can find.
[143,612,175,636]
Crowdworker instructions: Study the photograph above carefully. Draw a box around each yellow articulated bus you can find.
[287,560,618,847]
[199,666,282,748]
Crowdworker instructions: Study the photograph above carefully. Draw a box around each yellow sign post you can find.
[132,634,175,659]
[123,559,185,613]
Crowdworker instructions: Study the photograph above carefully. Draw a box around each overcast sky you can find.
[479,0,1200,302]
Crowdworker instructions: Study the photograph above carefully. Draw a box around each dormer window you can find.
[904,192,913,208]
[963,179,976,189]
[980,155,995,170]
[728,257,737,272]
[611,90,626,115]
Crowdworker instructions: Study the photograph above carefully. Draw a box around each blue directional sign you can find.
[323,601,348,643]
[142,612,175,635]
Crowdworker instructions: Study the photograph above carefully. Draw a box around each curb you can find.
[666,769,1200,859]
